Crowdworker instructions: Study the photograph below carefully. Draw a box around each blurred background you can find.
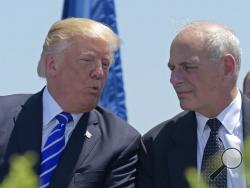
[1,0,250,134]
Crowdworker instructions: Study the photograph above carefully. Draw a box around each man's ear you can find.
[223,54,237,76]
[44,54,57,77]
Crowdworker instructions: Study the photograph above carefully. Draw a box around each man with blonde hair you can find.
[0,18,140,188]
[138,21,249,188]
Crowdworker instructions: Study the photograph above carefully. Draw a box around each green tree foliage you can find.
[186,167,210,188]
[244,138,250,186]
[0,152,38,188]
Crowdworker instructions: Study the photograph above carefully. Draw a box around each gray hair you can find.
[37,18,120,78]
[204,28,241,76]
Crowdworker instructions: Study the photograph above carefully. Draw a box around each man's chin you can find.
[179,102,192,111]
[78,98,99,112]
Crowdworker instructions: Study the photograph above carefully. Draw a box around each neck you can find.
[200,88,238,118]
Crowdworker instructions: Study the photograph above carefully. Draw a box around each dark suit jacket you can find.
[137,95,250,188]
[0,90,140,188]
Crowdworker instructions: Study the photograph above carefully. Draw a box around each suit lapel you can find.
[6,91,43,174]
[9,92,102,188]
[167,111,197,188]
[49,110,101,188]
[72,110,101,167]
[242,95,250,139]
[165,95,250,188]
[242,94,250,182]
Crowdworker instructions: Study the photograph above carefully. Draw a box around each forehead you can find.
[246,75,250,85]
[169,42,200,65]
[172,31,204,52]
[65,36,111,56]
[169,32,206,63]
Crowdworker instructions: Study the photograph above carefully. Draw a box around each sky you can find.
[1,0,250,134]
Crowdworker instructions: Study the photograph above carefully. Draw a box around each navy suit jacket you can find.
[0,90,140,188]
[137,95,250,188]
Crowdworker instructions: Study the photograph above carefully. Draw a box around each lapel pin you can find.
[85,130,92,139]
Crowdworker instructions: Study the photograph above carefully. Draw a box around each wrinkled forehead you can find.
[246,75,250,84]
[64,36,112,54]
[172,28,205,48]
[170,34,205,58]
[169,31,207,66]
[64,36,113,63]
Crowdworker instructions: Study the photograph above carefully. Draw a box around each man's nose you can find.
[170,70,184,86]
[90,62,104,80]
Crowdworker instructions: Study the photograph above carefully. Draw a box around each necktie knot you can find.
[207,118,221,133]
[55,112,73,125]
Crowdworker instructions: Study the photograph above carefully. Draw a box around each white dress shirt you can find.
[196,90,247,188]
[42,87,83,148]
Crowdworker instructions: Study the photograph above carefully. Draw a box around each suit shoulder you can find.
[143,111,192,142]
[91,106,141,155]
[94,106,140,137]
[0,94,31,110]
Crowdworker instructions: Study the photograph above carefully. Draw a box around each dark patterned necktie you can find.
[40,112,73,188]
[201,118,227,188]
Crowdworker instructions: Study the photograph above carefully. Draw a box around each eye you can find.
[182,63,197,72]
[102,59,111,69]
[79,54,95,63]
[80,58,92,62]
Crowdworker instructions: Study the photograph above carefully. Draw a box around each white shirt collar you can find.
[42,87,83,126]
[43,87,62,126]
[196,89,242,137]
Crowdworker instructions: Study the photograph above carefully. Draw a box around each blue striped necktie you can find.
[40,112,73,188]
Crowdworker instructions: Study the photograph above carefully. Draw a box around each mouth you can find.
[88,86,100,94]
[176,91,192,99]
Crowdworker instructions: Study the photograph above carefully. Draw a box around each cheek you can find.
[192,72,214,90]
[73,68,89,82]
[102,69,109,77]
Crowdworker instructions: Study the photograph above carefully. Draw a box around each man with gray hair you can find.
[243,71,250,98]
[138,21,249,188]
[0,18,140,188]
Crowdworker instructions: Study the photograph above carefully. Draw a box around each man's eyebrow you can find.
[178,58,200,66]
[80,51,95,56]
[179,61,195,65]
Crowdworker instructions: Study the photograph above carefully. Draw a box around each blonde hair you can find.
[37,18,120,78]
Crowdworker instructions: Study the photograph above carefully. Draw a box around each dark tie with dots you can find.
[201,118,227,188]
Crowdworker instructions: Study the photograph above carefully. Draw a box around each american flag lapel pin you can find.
[85,130,92,139]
